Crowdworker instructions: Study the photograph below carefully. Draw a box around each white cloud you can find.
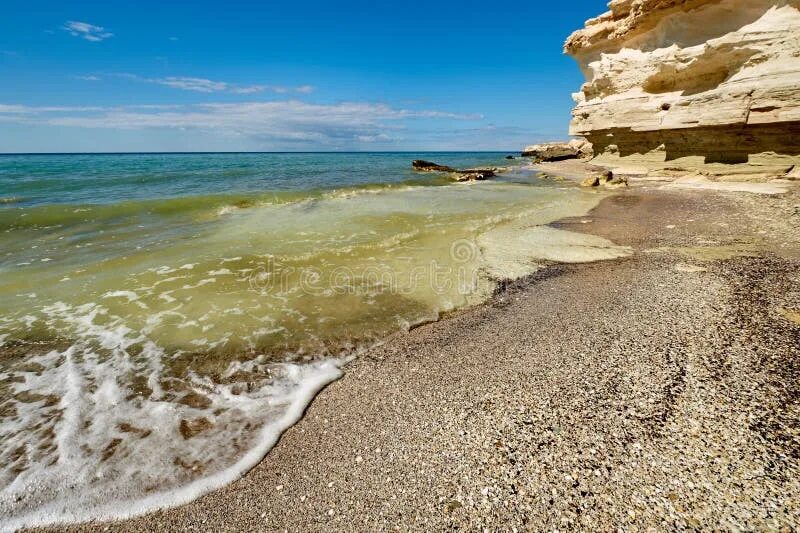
[230,85,314,95]
[63,21,113,42]
[230,85,267,95]
[116,73,315,95]
[155,77,228,93]
[0,100,483,147]
[75,75,101,81]
[0,104,106,113]
[0,104,28,114]
[356,133,393,143]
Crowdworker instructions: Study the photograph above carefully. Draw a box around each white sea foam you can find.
[216,205,239,216]
[0,173,619,529]
[103,290,140,302]
[478,225,632,279]
[0,302,343,530]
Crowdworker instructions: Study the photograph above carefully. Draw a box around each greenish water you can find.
[0,152,614,527]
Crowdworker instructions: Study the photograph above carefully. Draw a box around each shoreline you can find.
[49,163,800,530]
[4,158,610,531]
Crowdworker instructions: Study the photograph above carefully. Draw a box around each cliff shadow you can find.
[590,123,800,166]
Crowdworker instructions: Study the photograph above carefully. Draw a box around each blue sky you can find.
[0,0,607,152]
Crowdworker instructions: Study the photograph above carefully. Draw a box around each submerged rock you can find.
[606,175,628,187]
[455,172,492,182]
[411,160,497,182]
[581,176,600,187]
[462,168,496,179]
[412,160,458,172]
[598,170,614,183]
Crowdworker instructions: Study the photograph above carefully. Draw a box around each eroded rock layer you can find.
[565,0,800,176]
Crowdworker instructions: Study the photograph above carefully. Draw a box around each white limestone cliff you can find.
[565,0,800,178]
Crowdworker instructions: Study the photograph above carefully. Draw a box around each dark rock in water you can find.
[581,175,600,187]
[411,160,497,182]
[607,175,628,187]
[456,172,492,182]
[462,168,496,179]
[412,160,458,172]
[506,155,515,160]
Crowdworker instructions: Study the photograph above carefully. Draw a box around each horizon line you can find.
[0,150,524,156]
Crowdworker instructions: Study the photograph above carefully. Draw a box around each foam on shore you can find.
[478,225,633,279]
[0,172,628,528]
[0,326,342,530]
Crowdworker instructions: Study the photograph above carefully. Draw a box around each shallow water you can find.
[0,152,625,527]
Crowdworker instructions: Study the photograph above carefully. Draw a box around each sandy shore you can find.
[57,168,800,531]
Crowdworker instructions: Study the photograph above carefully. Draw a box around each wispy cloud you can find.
[0,104,29,114]
[0,104,109,113]
[0,100,483,147]
[230,85,315,95]
[63,21,113,42]
[75,75,101,81]
[116,73,314,95]
[156,77,228,93]
[356,133,393,143]
[230,85,267,95]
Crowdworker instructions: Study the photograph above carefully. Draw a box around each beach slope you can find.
[60,179,800,531]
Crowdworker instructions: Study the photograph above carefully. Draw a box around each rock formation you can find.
[565,0,800,178]
[411,160,497,181]
[521,139,593,161]
[412,160,458,173]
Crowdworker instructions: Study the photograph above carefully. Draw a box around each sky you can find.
[0,0,607,152]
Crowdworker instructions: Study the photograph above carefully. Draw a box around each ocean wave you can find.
[0,164,613,527]
[0,197,28,206]
[0,179,450,231]
[0,301,343,529]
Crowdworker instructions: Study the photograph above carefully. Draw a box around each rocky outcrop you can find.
[411,160,497,181]
[412,160,458,173]
[565,0,800,178]
[580,170,628,188]
[522,139,592,161]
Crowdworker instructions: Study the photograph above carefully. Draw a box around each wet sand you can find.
[58,175,800,531]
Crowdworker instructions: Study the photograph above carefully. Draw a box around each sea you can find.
[0,152,625,527]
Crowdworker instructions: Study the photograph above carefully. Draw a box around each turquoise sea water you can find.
[0,152,515,206]
[0,152,617,528]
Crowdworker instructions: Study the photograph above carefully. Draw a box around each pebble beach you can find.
[56,165,800,531]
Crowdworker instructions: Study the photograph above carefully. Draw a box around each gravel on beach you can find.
[59,182,800,532]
